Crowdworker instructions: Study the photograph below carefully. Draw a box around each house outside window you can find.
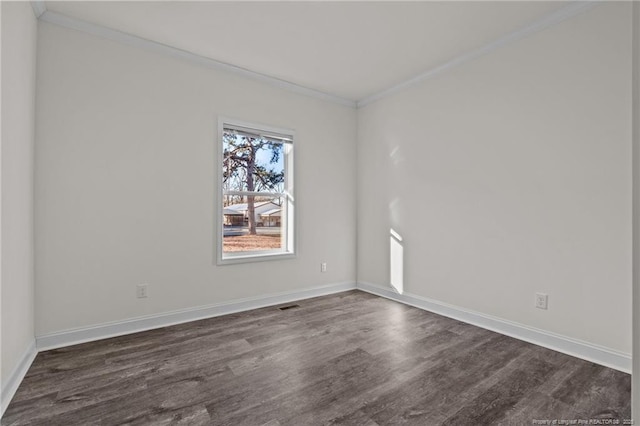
[217,118,295,264]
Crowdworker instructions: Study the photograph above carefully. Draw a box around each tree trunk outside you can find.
[246,143,257,235]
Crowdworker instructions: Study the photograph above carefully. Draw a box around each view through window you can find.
[219,120,294,262]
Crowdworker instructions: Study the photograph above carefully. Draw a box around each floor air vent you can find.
[279,304,300,311]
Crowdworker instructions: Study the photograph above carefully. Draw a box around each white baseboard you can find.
[15,279,629,419]
[36,281,357,351]
[1,340,37,418]
[357,281,632,373]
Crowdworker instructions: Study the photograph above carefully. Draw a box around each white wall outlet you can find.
[321,262,327,273]
[137,283,148,298]
[535,293,548,310]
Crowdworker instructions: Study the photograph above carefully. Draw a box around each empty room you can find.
[2,1,640,424]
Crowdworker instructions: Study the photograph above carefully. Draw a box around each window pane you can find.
[222,131,285,194]
[223,195,286,254]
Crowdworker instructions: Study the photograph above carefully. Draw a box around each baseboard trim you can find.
[357,281,632,373]
[1,340,37,418]
[36,281,356,351]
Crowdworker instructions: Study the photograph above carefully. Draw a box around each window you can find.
[217,118,295,264]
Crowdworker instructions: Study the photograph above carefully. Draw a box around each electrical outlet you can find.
[535,293,548,310]
[321,262,327,273]
[137,283,148,298]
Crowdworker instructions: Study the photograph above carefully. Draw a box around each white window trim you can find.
[216,117,296,265]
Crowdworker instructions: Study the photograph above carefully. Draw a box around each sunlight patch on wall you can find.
[390,229,404,295]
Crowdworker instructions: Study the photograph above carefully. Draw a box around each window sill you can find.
[217,251,296,266]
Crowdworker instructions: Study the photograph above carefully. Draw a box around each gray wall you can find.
[6,1,635,413]
[632,1,639,419]
[1,0,37,408]
[357,3,632,355]
[34,22,357,336]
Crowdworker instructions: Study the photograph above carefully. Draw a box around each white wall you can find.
[35,22,357,336]
[632,1,639,418]
[357,3,632,355]
[29,0,635,376]
[1,0,37,404]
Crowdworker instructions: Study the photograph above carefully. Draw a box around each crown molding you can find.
[357,1,601,108]
[30,0,46,19]
[37,10,357,108]
[34,2,600,109]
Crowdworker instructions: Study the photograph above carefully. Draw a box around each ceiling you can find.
[44,1,571,102]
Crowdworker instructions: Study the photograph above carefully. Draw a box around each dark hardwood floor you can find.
[3,290,631,425]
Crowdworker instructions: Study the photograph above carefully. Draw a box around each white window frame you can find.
[216,117,296,265]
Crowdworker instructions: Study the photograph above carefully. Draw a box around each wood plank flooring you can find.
[3,290,631,425]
